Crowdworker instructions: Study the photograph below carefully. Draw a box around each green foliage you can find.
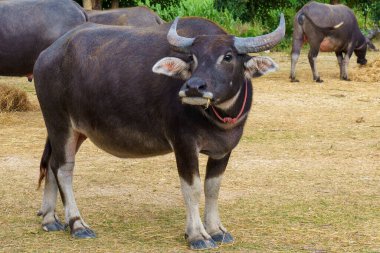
[138,0,267,37]
[92,0,179,9]
[102,0,135,8]
[214,0,249,22]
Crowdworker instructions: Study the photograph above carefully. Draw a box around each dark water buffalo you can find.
[87,6,164,26]
[0,0,87,81]
[290,1,372,82]
[34,15,285,250]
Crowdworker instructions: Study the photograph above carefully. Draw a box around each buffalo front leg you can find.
[38,165,65,232]
[204,154,234,245]
[308,48,323,83]
[341,51,353,81]
[175,147,217,250]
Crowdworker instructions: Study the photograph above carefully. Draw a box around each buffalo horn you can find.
[234,13,286,53]
[167,17,195,51]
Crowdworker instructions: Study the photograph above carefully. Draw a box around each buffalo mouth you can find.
[178,90,213,106]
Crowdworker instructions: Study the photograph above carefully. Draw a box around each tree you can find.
[111,0,119,8]
[82,0,92,9]
[92,0,102,9]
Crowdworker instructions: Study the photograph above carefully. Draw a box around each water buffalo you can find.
[0,0,87,81]
[87,6,164,26]
[290,1,372,82]
[34,15,285,250]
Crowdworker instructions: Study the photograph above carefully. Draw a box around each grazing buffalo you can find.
[34,15,285,250]
[290,1,372,82]
[87,6,164,26]
[0,0,87,81]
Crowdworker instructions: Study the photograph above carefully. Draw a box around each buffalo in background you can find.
[0,0,88,81]
[290,1,377,82]
[87,6,164,26]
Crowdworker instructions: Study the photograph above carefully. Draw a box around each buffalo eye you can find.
[223,53,233,62]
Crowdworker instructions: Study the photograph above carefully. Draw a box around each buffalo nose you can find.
[184,77,207,97]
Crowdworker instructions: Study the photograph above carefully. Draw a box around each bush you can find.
[139,0,267,37]
[101,0,179,8]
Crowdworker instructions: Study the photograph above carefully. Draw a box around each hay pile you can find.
[351,58,380,82]
[0,84,32,112]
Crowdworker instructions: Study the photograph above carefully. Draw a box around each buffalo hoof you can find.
[42,220,65,232]
[315,78,323,83]
[211,232,234,244]
[290,78,299,83]
[189,239,218,250]
[72,228,96,239]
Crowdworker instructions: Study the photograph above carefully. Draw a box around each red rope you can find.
[211,79,248,124]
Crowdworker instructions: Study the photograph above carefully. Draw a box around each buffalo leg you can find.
[308,47,323,83]
[336,51,344,79]
[290,44,302,82]
[49,131,95,238]
[175,147,217,250]
[341,51,353,81]
[290,14,305,82]
[290,37,304,82]
[204,154,233,244]
[38,165,65,231]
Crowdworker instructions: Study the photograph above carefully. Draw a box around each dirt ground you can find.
[0,47,379,252]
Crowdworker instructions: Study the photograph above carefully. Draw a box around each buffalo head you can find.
[153,15,285,107]
[355,46,367,65]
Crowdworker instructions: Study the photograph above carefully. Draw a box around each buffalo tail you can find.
[38,138,52,189]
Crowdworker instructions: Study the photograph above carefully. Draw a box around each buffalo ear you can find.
[244,56,278,79]
[152,57,191,80]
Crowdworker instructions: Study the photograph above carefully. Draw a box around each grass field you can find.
[0,48,379,252]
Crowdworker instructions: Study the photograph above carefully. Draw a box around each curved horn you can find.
[234,13,286,54]
[167,17,195,51]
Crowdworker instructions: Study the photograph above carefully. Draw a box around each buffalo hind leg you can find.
[38,133,87,234]
[308,47,323,83]
[204,154,234,244]
[290,42,302,82]
[175,145,217,250]
[336,51,344,80]
[47,130,94,238]
[290,25,304,82]
[38,164,65,232]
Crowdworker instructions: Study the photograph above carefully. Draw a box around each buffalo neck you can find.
[204,79,252,129]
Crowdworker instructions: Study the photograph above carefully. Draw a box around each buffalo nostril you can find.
[198,83,207,91]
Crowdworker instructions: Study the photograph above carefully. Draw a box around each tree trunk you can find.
[92,0,102,10]
[330,0,340,4]
[111,0,119,9]
[83,0,92,10]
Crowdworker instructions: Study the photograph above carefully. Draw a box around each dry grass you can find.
[0,84,32,112]
[351,57,380,82]
[0,46,379,252]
